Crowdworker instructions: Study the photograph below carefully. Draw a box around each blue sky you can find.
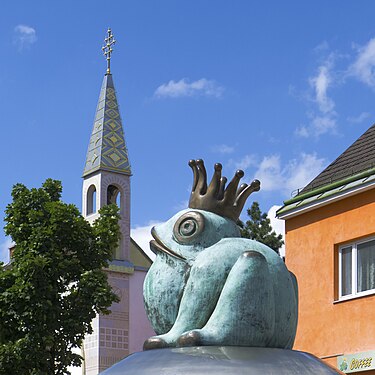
[2,1,375,260]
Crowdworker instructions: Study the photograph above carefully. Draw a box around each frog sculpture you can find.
[143,159,298,350]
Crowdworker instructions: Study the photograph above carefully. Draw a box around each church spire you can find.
[81,30,155,375]
[83,29,131,177]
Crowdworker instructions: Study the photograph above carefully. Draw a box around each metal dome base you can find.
[101,346,343,374]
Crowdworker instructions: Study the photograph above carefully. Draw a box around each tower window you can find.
[107,185,122,211]
[87,185,97,215]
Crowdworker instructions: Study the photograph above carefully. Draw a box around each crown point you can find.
[236,170,244,178]
[188,159,196,167]
[196,159,204,166]
[214,163,222,171]
[251,179,261,191]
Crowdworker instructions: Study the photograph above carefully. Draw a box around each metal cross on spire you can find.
[102,28,116,75]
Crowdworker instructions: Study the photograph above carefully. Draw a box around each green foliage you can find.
[0,179,120,374]
[239,202,284,255]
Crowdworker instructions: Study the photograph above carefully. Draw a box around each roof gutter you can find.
[277,178,375,220]
[283,167,375,206]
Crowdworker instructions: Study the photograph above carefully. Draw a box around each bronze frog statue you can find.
[143,160,298,350]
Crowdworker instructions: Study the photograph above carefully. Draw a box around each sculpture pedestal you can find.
[101,346,344,374]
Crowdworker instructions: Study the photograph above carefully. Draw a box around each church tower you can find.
[81,29,141,375]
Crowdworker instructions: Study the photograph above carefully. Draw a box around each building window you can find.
[339,238,375,300]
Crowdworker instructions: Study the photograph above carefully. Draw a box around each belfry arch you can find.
[107,184,123,213]
[86,184,97,215]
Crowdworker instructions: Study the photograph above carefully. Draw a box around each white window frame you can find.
[338,237,375,301]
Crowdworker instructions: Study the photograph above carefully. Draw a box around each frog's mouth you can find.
[150,227,186,261]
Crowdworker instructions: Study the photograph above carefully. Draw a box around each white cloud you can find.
[14,24,37,50]
[131,222,162,261]
[294,125,309,138]
[295,51,338,138]
[0,237,13,264]
[267,205,285,257]
[254,153,326,195]
[313,41,329,53]
[211,144,234,154]
[254,155,282,191]
[311,115,337,136]
[293,38,375,138]
[295,115,337,138]
[154,78,224,99]
[347,111,371,124]
[349,38,375,88]
[309,63,335,114]
[227,154,257,171]
[284,153,326,193]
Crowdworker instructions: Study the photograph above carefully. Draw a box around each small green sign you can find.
[337,351,375,373]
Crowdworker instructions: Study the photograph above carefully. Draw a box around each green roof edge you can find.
[283,166,375,206]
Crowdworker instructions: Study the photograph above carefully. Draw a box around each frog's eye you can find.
[173,211,205,244]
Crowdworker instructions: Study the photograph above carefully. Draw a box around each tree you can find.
[239,201,284,254]
[0,179,120,375]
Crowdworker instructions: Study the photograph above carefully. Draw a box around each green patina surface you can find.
[83,74,131,177]
[143,209,298,350]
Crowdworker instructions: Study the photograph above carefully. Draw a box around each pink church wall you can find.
[128,270,155,353]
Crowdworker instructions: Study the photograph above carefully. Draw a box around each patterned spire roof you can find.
[83,74,131,177]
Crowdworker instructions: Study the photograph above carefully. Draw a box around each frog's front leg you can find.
[178,251,275,347]
[143,255,230,350]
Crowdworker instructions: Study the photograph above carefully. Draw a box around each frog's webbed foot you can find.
[144,331,183,350]
[177,330,203,347]
[143,336,169,351]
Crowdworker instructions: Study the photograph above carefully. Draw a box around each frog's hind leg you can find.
[178,251,275,347]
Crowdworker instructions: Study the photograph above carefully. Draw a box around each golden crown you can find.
[188,159,260,221]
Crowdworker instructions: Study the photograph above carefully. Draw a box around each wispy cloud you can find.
[347,111,371,124]
[154,78,224,99]
[253,155,282,191]
[253,153,326,195]
[211,144,234,154]
[310,62,335,114]
[295,55,337,138]
[297,115,337,138]
[284,153,327,193]
[313,40,330,54]
[349,38,375,89]
[227,154,257,171]
[13,24,37,50]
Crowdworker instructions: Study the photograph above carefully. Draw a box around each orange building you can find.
[277,124,375,374]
